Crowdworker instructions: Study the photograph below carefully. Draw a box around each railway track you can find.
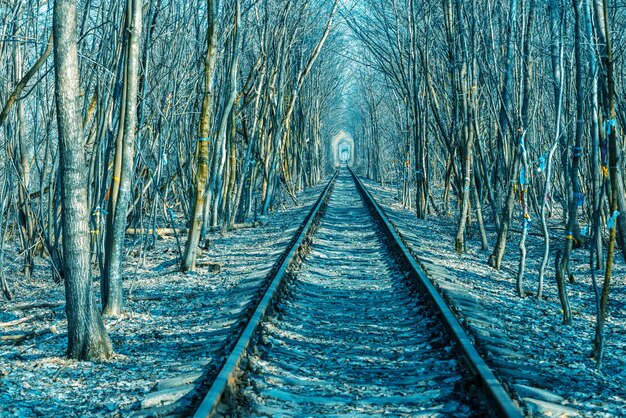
[193,169,522,417]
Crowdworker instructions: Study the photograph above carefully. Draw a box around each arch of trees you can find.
[331,130,355,166]
[0,0,624,370]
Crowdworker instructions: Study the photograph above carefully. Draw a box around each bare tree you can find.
[53,0,113,360]
[102,0,143,315]
[180,0,218,272]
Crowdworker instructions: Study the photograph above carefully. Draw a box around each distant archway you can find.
[331,131,354,166]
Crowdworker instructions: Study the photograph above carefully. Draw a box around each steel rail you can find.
[193,171,338,418]
[349,167,523,418]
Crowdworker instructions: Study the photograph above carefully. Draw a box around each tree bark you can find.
[180,0,218,272]
[102,0,142,316]
[53,0,113,360]
[487,0,518,269]
[594,0,620,368]
[556,0,584,311]
[516,0,536,297]
[582,0,603,269]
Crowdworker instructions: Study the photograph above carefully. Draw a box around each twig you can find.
[0,312,50,328]
[6,301,64,311]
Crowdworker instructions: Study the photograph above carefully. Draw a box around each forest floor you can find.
[1,175,625,417]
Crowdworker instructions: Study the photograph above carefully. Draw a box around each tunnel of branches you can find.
[0,0,625,369]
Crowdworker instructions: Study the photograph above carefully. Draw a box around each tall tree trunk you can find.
[556,0,584,311]
[583,0,603,269]
[516,0,536,297]
[488,0,518,269]
[594,0,619,368]
[447,0,470,253]
[180,0,217,272]
[14,37,35,279]
[53,0,113,360]
[105,15,130,228]
[539,1,571,325]
[102,0,142,316]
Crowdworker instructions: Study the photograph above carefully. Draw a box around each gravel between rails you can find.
[227,172,486,417]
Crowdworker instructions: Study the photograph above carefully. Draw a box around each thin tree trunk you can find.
[0,175,12,300]
[538,1,569,314]
[180,0,217,272]
[582,0,603,269]
[102,0,142,316]
[488,0,518,267]
[14,36,35,279]
[556,0,584,310]
[516,0,535,297]
[517,131,529,297]
[594,0,619,368]
[472,169,489,251]
[0,32,53,128]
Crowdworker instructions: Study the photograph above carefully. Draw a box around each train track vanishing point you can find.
[192,168,522,417]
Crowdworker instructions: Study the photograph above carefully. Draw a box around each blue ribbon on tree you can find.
[604,119,616,136]
[607,211,621,230]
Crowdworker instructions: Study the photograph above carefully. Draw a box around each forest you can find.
[1,0,625,416]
